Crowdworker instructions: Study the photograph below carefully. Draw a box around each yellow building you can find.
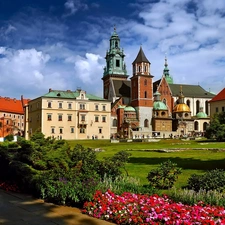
[25,88,111,140]
[209,88,225,117]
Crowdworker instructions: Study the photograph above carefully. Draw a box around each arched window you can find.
[144,79,147,85]
[196,100,200,114]
[144,66,147,72]
[194,121,199,131]
[144,119,149,127]
[186,99,190,108]
[113,119,117,127]
[203,122,208,131]
[144,91,147,98]
[205,101,208,115]
[138,66,141,72]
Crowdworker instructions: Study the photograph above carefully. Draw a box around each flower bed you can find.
[82,190,225,224]
[0,180,21,193]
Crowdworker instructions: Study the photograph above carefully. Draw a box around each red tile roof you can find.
[0,96,30,114]
[209,88,225,102]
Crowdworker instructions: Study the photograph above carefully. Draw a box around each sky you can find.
[0,0,224,100]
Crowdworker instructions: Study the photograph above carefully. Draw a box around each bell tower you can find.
[102,27,128,100]
[130,46,154,131]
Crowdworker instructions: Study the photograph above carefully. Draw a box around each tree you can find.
[205,112,225,141]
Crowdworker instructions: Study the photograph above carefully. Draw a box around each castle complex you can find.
[102,28,215,139]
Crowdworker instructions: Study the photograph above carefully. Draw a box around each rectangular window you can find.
[99,128,102,134]
[58,115,63,121]
[80,126,85,133]
[80,104,85,110]
[81,115,85,121]
[216,107,219,113]
[116,59,120,67]
[59,128,63,134]
[18,123,20,127]
[51,128,55,134]
[22,123,24,127]
[68,103,72,109]
[48,102,52,108]
[222,107,225,112]
[95,105,99,111]
[102,105,106,111]
[102,116,106,122]
[95,116,99,122]
[59,102,62,108]
[71,127,74,133]
[68,115,72,121]
[47,114,52,121]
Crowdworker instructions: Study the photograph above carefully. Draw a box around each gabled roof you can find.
[112,80,131,98]
[132,46,150,64]
[0,97,28,114]
[42,89,107,101]
[169,84,215,98]
[209,88,225,102]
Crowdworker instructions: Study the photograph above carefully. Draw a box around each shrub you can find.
[147,160,182,189]
[187,169,225,192]
[96,175,156,196]
[4,134,14,142]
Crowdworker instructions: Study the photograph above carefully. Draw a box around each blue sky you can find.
[0,0,224,99]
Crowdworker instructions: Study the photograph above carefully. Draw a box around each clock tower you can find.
[131,46,154,132]
[102,27,128,100]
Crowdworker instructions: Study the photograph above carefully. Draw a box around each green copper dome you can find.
[124,106,136,112]
[196,112,208,118]
[153,101,167,110]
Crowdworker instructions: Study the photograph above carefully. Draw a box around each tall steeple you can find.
[103,26,128,77]
[163,55,173,84]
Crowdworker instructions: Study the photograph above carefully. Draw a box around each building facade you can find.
[103,29,215,138]
[0,96,28,138]
[209,88,225,117]
[25,88,111,140]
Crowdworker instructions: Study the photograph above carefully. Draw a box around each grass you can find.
[68,138,225,188]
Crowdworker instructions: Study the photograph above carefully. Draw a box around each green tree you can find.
[205,112,225,141]
[147,160,182,189]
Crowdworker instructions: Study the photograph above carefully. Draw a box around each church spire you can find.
[163,55,173,84]
[103,27,128,77]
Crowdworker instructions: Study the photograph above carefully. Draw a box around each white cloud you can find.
[74,53,103,84]
[64,0,88,15]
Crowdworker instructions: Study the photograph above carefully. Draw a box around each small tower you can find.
[102,27,128,100]
[163,55,173,84]
[152,90,172,133]
[130,46,154,132]
[173,86,194,135]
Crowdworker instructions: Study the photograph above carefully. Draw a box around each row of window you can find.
[29,102,107,111]
[2,114,23,119]
[50,127,103,134]
[47,102,106,111]
[215,106,225,113]
[46,114,107,122]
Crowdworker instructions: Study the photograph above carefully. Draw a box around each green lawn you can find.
[68,139,225,188]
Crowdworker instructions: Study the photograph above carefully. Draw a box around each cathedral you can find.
[102,28,215,139]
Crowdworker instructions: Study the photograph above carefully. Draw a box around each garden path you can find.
[0,189,115,225]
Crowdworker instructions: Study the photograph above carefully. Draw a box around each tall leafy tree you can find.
[205,112,225,141]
